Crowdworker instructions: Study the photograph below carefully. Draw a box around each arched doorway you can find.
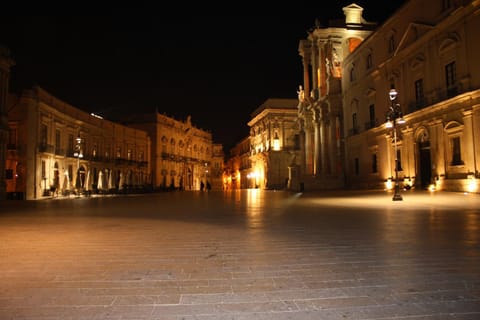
[417,130,432,190]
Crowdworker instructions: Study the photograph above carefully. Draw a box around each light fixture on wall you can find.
[273,131,280,151]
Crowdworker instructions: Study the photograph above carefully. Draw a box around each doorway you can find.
[418,141,432,189]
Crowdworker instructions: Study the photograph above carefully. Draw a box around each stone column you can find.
[304,113,314,175]
[320,109,328,176]
[431,119,445,178]
[463,110,475,173]
[313,108,321,176]
[329,114,340,176]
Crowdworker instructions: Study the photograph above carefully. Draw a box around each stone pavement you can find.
[0,189,479,319]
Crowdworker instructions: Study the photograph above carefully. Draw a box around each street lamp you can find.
[74,133,83,193]
[385,88,405,201]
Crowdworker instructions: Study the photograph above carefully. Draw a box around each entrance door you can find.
[418,141,432,189]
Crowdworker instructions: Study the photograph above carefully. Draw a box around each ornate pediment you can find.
[395,22,434,55]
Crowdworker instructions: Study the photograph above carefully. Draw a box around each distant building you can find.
[6,86,151,200]
[120,112,219,191]
[247,98,300,190]
[210,144,225,191]
[224,136,251,190]
[0,46,15,200]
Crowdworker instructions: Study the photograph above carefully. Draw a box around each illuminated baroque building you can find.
[224,136,251,190]
[0,46,15,200]
[247,98,300,190]
[296,3,376,191]
[210,144,225,191]
[342,0,480,193]
[6,86,151,200]
[121,112,219,191]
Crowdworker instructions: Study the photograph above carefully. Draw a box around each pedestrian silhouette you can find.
[200,181,205,191]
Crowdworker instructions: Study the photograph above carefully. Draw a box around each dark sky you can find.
[1,2,406,151]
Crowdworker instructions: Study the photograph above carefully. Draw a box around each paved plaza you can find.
[0,189,479,319]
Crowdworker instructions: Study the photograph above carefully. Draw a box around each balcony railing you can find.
[38,143,55,153]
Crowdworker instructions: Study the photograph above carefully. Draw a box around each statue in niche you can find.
[297,85,305,102]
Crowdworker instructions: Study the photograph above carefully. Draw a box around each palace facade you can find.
[295,0,479,193]
[121,112,222,191]
[341,0,480,193]
[6,86,151,200]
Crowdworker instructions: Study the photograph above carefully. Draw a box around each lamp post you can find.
[385,88,405,201]
[73,133,83,194]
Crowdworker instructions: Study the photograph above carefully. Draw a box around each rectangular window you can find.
[5,169,14,179]
[352,113,358,134]
[41,160,46,178]
[369,104,375,128]
[414,78,425,109]
[366,54,372,69]
[372,154,377,173]
[68,134,74,154]
[388,36,395,53]
[40,124,48,146]
[55,129,61,154]
[451,137,463,165]
[445,61,457,97]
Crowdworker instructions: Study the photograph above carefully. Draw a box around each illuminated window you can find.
[273,131,280,151]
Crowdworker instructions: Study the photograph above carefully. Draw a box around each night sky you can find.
[1,2,406,151]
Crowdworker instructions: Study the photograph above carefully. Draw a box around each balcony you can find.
[38,143,55,153]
